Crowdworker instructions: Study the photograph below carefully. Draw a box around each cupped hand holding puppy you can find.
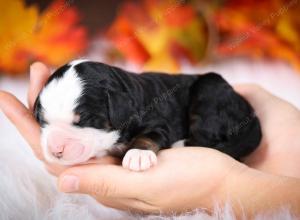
[1,62,300,217]
[0,62,241,213]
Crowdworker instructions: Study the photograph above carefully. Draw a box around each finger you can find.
[46,156,120,176]
[58,164,149,199]
[45,163,68,176]
[28,62,51,111]
[0,91,43,159]
[58,164,159,213]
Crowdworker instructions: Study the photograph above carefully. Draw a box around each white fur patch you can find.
[41,124,120,165]
[122,149,157,171]
[39,65,83,124]
[171,139,185,147]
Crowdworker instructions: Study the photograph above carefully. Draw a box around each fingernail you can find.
[60,175,79,192]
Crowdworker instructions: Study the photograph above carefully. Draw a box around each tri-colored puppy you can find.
[34,60,262,171]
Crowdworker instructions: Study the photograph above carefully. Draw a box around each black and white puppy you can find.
[34,59,262,171]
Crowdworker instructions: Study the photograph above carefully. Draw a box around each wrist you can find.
[221,165,300,218]
[198,157,249,214]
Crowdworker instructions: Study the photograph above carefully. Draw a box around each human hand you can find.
[57,146,243,214]
[0,62,118,176]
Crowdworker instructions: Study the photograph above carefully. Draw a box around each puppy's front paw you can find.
[122,149,157,171]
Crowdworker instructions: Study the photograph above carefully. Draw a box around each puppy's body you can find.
[34,60,262,170]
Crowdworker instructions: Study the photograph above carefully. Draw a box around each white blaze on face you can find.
[39,60,120,165]
[40,64,82,124]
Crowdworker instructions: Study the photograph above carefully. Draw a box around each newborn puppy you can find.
[34,59,262,171]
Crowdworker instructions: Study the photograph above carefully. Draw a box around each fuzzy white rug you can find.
[1,59,300,220]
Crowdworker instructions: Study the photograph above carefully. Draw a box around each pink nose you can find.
[48,132,66,158]
[47,130,85,160]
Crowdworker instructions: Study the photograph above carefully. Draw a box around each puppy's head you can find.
[33,60,128,165]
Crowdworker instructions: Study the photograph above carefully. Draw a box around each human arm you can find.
[222,163,300,218]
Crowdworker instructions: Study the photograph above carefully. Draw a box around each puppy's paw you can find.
[122,149,157,171]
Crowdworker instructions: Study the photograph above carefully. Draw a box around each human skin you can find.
[0,62,300,217]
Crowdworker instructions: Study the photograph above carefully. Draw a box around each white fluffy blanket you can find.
[1,59,300,220]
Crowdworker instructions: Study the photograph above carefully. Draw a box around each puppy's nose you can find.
[49,140,85,160]
[48,132,67,159]
[49,142,65,159]
[52,150,64,159]
[47,130,86,161]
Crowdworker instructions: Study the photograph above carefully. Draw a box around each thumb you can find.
[58,164,147,199]
[28,62,51,110]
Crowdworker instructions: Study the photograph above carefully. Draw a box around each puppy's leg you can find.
[122,129,169,171]
[122,137,159,171]
[185,73,262,159]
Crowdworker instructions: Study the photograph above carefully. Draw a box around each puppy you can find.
[33,59,262,171]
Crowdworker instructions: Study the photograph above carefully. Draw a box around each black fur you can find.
[34,61,262,160]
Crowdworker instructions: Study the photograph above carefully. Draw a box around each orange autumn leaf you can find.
[0,0,87,75]
[105,0,300,72]
[106,0,208,72]
[215,0,300,71]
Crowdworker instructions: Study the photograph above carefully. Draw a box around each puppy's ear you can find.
[106,91,136,129]
[33,96,46,127]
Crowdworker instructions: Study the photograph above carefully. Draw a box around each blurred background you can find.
[1,0,300,75]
